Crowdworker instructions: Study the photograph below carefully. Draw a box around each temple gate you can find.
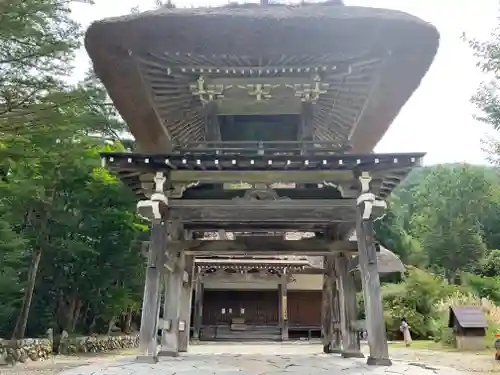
[86,0,439,367]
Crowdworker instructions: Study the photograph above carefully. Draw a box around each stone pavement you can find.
[59,344,468,375]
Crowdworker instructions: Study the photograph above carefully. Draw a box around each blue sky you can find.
[72,0,500,165]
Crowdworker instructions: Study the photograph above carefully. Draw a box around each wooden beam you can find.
[200,273,281,283]
[182,238,357,256]
[168,199,357,224]
[169,170,354,184]
[184,223,332,232]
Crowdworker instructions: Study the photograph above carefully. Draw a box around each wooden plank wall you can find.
[287,290,322,327]
[202,290,279,325]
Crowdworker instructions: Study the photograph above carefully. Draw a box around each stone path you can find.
[54,344,469,375]
[59,354,468,375]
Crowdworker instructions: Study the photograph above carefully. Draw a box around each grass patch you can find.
[389,340,494,355]
[390,340,449,350]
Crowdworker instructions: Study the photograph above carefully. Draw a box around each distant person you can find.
[400,317,412,347]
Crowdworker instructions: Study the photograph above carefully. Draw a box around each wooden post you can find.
[178,256,194,352]
[159,251,185,357]
[356,185,391,365]
[322,255,341,353]
[336,253,364,358]
[321,256,332,353]
[332,282,342,352]
[137,221,165,363]
[278,272,289,341]
[192,271,204,341]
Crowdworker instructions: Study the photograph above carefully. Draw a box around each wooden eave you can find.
[100,151,423,200]
[85,4,439,153]
[195,257,312,272]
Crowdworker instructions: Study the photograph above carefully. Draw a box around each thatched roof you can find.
[85,3,439,153]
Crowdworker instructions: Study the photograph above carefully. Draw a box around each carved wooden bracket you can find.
[232,189,290,201]
[190,76,232,104]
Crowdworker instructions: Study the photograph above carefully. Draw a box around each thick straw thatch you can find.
[85,3,439,152]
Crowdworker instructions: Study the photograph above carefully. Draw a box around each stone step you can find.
[200,326,281,341]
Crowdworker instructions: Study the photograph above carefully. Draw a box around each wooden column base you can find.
[323,344,343,354]
[157,350,179,357]
[281,328,289,341]
[136,355,159,363]
[342,350,365,359]
[367,357,392,366]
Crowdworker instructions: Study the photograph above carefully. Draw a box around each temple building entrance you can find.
[192,258,324,341]
[203,290,279,327]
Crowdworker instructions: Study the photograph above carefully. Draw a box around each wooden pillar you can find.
[322,255,342,353]
[178,256,194,352]
[159,251,185,357]
[332,282,342,352]
[278,272,289,341]
[336,253,364,358]
[357,189,391,366]
[137,221,165,363]
[192,270,204,340]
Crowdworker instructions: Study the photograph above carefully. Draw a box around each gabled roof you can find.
[448,306,488,329]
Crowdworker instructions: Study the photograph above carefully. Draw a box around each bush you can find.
[461,273,500,305]
[485,324,500,348]
[380,268,451,339]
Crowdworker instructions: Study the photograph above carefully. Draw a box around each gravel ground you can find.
[0,343,498,375]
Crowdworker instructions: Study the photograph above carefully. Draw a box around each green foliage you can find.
[461,273,500,305]
[0,0,147,339]
[478,250,500,277]
[376,164,498,283]
[380,268,453,339]
[485,323,500,348]
[375,162,500,343]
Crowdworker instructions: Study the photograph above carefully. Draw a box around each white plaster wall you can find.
[288,274,323,290]
[203,274,323,291]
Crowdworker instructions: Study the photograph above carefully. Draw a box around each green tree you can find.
[377,165,499,282]
[0,0,88,132]
[409,165,492,282]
